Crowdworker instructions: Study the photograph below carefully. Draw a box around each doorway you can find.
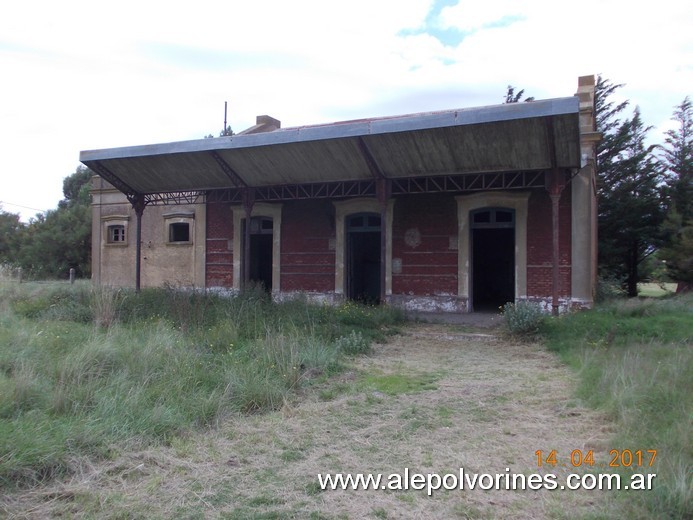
[346,213,381,304]
[244,216,273,291]
[471,208,515,311]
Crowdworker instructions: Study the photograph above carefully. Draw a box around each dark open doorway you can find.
[244,216,273,291]
[346,213,381,304]
[471,208,515,311]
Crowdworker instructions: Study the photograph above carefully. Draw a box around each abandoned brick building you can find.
[82,75,599,314]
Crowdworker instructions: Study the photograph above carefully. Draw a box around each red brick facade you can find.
[205,188,576,304]
[392,194,458,296]
[205,202,233,288]
[280,200,336,293]
[526,187,572,298]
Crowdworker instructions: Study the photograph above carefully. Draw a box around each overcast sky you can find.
[1,0,691,221]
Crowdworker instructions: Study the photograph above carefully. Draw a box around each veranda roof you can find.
[80,96,581,197]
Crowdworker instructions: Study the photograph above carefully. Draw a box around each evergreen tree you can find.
[595,76,665,296]
[503,85,534,103]
[659,97,693,288]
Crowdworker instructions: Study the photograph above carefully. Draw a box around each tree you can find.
[60,165,93,207]
[504,85,535,103]
[14,167,93,279]
[659,97,693,289]
[595,77,631,178]
[0,208,23,266]
[204,125,234,139]
[596,75,665,296]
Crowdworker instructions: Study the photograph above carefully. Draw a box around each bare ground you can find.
[1,323,620,519]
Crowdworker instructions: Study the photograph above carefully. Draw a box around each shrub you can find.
[595,275,626,302]
[501,301,545,335]
[334,330,370,355]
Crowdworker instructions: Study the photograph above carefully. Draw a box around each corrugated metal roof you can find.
[80,96,581,196]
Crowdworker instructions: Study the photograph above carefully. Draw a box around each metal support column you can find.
[131,194,146,293]
[547,169,566,316]
[376,179,391,304]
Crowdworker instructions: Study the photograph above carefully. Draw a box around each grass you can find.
[360,371,440,396]
[542,293,692,519]
[0,282,404,489]
[637,282,677,298]
[2,309,627,518]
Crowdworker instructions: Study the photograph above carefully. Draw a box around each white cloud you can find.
[439,0,525,31]
[1,0,691,220]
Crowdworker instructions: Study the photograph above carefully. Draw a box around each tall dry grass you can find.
[543,294,692,519]
[0,282,403,488]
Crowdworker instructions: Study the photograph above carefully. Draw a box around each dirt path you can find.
[3,324,617,519]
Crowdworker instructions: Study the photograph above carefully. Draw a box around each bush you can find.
[334,330,370,355]
[501,301,545,335]
[595,275,626,302]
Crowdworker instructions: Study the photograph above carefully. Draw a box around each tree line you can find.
[1,79,691,294]
[595,77,691,295]
[0,166,92,279]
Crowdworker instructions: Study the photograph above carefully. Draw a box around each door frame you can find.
[333,198,394,298]
[456,192,529,309]
[470,207,516,310]
[346,212,382,302]
[231,203,282,293]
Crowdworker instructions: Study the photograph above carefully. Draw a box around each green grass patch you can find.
[542,294,692,519]
[637,282,677,298]
[0,283,404,489]
[361,371,440,396]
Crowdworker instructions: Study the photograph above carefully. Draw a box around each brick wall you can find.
[205,202,233,287]
[204,189,574,300]
[280,200,336,292]
[392,194,458,296]
[526,187,572,298]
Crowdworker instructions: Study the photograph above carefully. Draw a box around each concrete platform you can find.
[405,311,503,329]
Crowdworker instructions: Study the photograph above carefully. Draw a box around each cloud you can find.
[440,0,525,32]
[1,0,691,220]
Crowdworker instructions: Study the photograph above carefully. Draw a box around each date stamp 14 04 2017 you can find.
[535,449,657,469]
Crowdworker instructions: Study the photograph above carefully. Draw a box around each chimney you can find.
[237,115,281,135]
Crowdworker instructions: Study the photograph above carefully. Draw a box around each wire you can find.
[0,201,47,213]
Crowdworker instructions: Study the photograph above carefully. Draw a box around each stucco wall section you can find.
[91,177,205,288]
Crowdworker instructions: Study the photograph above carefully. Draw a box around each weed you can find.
[372,507,388,519]
[501,301,545,335]
[334,330,370,355]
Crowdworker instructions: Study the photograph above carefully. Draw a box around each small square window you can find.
[108,225,126,243]
[169,222,190,243]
